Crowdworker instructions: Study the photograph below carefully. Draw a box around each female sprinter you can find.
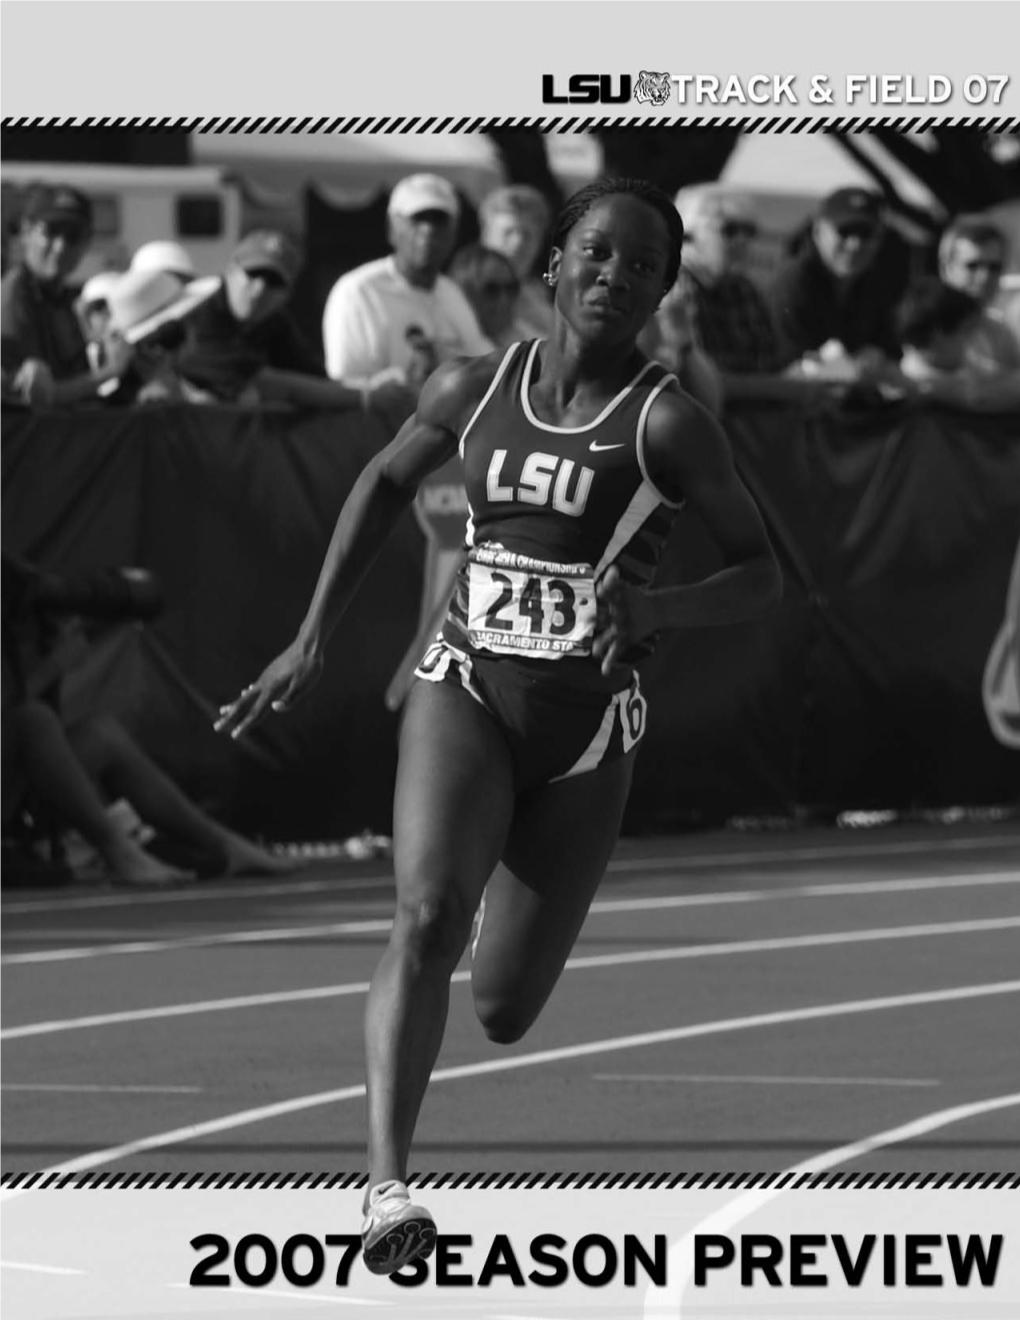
[215,177,782,1275]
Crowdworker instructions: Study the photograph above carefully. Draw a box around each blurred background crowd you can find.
[3,124,1019,419]
[2,125,1018,887]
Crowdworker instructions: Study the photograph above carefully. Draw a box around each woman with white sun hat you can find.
[100,266,220,403]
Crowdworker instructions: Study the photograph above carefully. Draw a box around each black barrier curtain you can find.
[3,401,1019,839]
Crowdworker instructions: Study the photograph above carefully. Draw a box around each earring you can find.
[543,272,557,287]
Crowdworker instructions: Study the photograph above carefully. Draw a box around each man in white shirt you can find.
[322,173,492,390]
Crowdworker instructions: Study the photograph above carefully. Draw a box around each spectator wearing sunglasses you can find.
[448,245,522,350]
[478,184,554,340]
[174,231,411,424]
[174,230,316,402]
[768,188,905,379]
[938,216,1020,375]
[1,185,133,407]
[655,185,786,379]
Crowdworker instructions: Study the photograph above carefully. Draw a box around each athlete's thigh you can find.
[393,677,515,924]
[470,750,635,1026]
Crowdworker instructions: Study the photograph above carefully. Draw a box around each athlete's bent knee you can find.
[473,995,536,1046]
[392,889,474,969]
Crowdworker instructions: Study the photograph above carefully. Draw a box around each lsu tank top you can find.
[441,339,684,688]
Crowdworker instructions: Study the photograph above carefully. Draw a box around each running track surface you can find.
[3,821,1019,1177]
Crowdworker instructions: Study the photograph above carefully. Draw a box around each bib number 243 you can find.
[467,562,596,658]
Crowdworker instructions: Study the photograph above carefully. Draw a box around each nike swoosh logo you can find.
[589,441,626,453]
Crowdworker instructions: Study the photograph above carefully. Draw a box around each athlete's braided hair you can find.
[551,177,684,290]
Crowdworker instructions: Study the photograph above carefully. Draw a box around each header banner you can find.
[1,2,1018,120]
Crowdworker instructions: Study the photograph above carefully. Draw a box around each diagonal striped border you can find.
[2,1170,1018,1190]
[1,116,1019,134]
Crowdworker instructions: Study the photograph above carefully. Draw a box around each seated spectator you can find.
[175,230,410,423]
[657,184,786,377]
[1,184,131,406]
[101,267,221,405]
[478,184,554,339]
[321,173,492,395]
[76,270,122,397]
[2,554,295,886]
[895,276,1020,412]
[896,279,983,379]
[449,244,522,350]
[77,270,120,349]
[130,239,197,285]
[769,188,905,380]
[938,215,1020,373]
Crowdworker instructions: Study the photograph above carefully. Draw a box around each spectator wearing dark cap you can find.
[172,230,316,401]
[1,184,132,406]
[768,188,908,380]
[173,230,408,421]
[321,173,492,395]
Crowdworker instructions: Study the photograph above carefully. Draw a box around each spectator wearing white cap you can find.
[321,173,492,398]
[130,240,197,285]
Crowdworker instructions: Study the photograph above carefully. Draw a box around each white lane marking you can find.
[1,873,393,915]
[594,1073,940,1087]
[0,1260,85,1275]
[7,915,1020,1041]
[2,918,393,966]
[657,1090,1020,1317]
[5,916,1020,1042]
[607,835,1020,872]
[2,979,1017,1194]
[5,870,1019,967]
[3,832,1016,915]
[592,870,1020,912]
[1,1084,201,1094]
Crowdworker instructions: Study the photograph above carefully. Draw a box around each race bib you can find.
[466,547,597,659]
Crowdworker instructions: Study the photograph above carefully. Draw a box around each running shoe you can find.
[361,1179,437,1275]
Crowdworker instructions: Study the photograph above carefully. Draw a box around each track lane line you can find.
[3,832,1016,915]
[2,979,1017,1194]
[5,916,1020,1041]
[655,1090,1020,1315]
[5,870,1019,966]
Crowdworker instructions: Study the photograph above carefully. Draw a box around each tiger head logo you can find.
[634,71,672,107]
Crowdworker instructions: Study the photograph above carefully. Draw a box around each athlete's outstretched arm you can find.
[215,356,494,737]
[593,390,782,674]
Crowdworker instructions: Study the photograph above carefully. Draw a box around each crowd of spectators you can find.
[3,174,1018,426]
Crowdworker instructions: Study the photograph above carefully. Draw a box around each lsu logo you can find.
[634,70,672,107]
[486,450,593,517]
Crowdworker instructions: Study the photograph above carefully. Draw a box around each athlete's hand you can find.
[214,640,324,740]
[593,566,655,677]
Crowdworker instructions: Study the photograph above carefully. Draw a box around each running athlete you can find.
[215,179,782,1276]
